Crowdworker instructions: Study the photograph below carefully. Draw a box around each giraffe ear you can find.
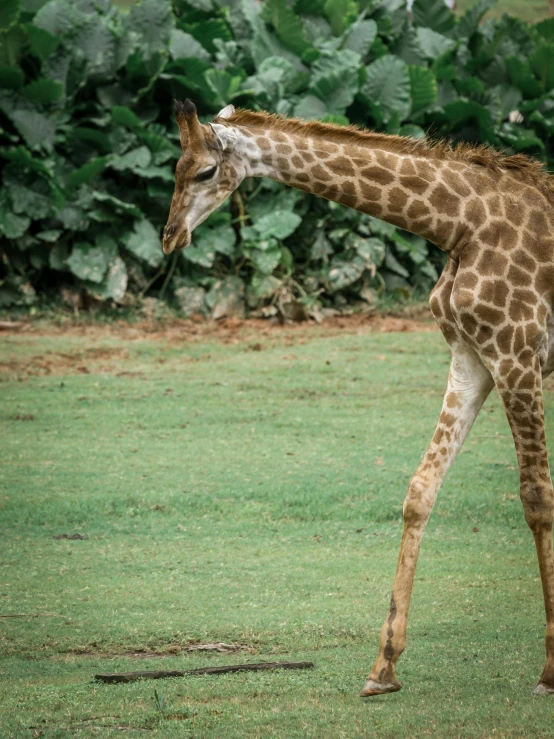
[209,122,238,152]
[215,104,235,120]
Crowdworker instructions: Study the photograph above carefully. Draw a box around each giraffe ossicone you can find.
[165,99,554,698]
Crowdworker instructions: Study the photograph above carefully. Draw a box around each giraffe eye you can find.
[196,166,217,182]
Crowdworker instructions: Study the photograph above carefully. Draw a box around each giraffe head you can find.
[162,99,241,254]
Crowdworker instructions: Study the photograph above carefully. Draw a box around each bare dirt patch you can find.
[0,346,131,378]
[0,312,437,378]
[66,643,252,659]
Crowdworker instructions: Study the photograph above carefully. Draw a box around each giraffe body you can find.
[165,100,554,696]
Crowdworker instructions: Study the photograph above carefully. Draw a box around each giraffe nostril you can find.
[163,224,176,240]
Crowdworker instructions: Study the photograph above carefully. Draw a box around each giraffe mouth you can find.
[162,228,191,255]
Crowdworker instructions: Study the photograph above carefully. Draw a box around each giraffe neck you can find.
[231,121,474,255]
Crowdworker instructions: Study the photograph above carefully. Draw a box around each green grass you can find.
[112,0,552,21]
[1,322,554,737]
[456,0,550,22]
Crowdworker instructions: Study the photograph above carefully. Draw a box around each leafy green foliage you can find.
[0,0,20,33]
[0,0,552,313]
[361,54,411,122]
[411,0,455,35]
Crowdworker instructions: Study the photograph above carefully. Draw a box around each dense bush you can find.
[1,0,553,316]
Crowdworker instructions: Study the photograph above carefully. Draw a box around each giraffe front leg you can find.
[361,345,493,696]
[493,360,554,695]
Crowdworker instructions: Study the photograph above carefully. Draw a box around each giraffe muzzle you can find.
[162,222,191,254]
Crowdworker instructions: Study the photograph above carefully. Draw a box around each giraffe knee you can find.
[520,483,554,530]
[403,476,434,527]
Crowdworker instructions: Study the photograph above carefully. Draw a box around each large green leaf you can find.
[25,22,59,60]
[207,276,244,318]
[124,0,174,59]
[169,28,210,62]
[342,18,377,57]
[184,18,232,55]
[0,24,26,66]
[130,164,173,181]
[244,0,305,71]
[409,65,437,113]
[371,0,408,39]
[36,229,61,242]
[494,83,522,118]
[310,67,359,115]
[0,92,56,150]
[415,27,456,59]
[164,58,214,105]
[2,146,53,176]
[535,18,554,42]
[361,55,411,122]
[384,247,409,277]
[442,98,494,135]
[74,17,118,77]
[506,56,543,98]
[0,65,24,90]
[20,78,64,104]
[183,239,216,268]
[33,0,85,36]
[310,48,359,84]
[111,106,142,129]
[194,224,235,258]
[111,146,152,172]
[250,244,281,274]
[125,218,163,267]
[254,211,301,240]
[324,0,358,36]
[84,257,128,302]
[328,254,365,290]
[244,58,294,108]
[67,156,110,188]
[262,0,311,56]
[138,129,178,165]
[67,241,109,283]
[249,273,281,299]
[92,191,143,220]
[530,41,554,92]
[454,0,496,40]
[0,0,20,32]
[294,94,327,119]
[411,0,455,35]
[0,191,29,238]
[393,27,424,65]
[48,242,67,271]
[68,126,112,153]
[3,165,62,219]
[174,286,207,317]
[0,275,37,306]
[357,236,386,267]
[204,68,243,108]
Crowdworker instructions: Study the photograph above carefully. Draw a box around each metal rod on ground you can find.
[95,660,314,684]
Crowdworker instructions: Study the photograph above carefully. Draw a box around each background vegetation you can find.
[2,323,554,736]
[1,0,553,317]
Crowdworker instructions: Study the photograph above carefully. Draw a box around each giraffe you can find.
[164,99,554,697]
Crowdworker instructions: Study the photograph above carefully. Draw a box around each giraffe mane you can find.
[226,108,554,202]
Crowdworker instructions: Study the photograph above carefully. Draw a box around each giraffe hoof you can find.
[360,678,402,697]
[532,683,554,695]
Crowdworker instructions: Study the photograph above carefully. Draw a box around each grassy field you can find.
[112,0,552,21]
[2,317,554,737]
[456,0,551,22]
